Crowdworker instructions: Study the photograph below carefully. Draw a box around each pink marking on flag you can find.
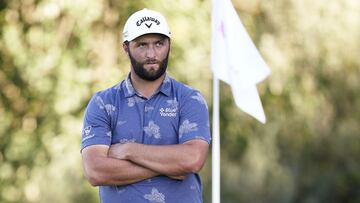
[220,21,225,38]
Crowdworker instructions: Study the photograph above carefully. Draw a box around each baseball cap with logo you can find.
[123,8,171,42]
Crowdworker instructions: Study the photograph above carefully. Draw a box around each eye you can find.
[156,41,164,47]
[138,43,146,48]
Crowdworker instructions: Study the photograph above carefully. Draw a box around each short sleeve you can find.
[178,91,211,144]
[80,93,113,151]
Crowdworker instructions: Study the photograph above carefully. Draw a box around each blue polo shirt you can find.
[81,73,211,203]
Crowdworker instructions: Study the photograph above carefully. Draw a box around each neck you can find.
[130,71,165,99]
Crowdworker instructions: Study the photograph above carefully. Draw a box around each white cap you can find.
[123,9,171,42]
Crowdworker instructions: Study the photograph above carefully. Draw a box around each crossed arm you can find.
[81,139,209,186]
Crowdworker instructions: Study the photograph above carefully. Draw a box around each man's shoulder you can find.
[169,76,199,95]
[167,77,208,108]
[168,78,208,110]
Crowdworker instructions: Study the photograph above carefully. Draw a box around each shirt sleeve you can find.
[80,93,113,151]
[178,91,211,144]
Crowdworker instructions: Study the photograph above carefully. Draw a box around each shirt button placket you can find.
[144,102,151,134]
[144,102,150,115]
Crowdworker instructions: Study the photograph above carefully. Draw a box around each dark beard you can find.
[128,50,169,81]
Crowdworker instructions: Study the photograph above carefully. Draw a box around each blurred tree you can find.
[0,0,143,202]
[218,0,360,203]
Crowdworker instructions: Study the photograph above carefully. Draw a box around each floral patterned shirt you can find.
[81,73,211,203]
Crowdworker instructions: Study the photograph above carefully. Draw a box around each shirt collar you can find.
[159,74,171,97]
[123,74,136,98]
[122,73,172,98]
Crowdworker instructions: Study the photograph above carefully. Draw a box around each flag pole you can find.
[212,76,220,203]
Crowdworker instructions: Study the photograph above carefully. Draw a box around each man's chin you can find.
[144,64,159,70]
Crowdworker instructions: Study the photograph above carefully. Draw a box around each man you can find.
[81,8,211,203]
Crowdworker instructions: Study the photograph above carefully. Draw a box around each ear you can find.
[123,42,129,54]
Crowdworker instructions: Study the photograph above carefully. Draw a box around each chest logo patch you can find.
[159,98,178,117]
[159,107,177,117]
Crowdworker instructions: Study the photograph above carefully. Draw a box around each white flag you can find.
[211,0,270,123]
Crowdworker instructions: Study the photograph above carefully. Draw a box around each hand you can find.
[108,143,131,160]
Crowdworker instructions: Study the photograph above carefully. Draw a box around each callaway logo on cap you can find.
[123,8,171,42]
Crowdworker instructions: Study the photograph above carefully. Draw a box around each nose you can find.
[145,45,156,59]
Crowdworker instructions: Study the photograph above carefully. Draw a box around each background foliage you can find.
[0,0,359,202]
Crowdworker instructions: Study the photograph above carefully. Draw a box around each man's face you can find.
[126,34,170,81]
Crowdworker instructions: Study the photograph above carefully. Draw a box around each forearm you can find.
[82,146,159,186]
[109,140,209,176]
[132,144,196,175]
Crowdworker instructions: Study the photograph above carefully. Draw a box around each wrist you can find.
[124,142,135,160]
[126,142,140,161]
